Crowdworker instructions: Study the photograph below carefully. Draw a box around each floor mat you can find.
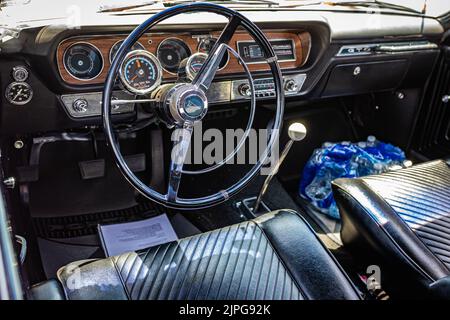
[37,235,103,279]
[33,201,163,239]
[35,205,201,279]
[182,175,301,232]
[28,140,145,218]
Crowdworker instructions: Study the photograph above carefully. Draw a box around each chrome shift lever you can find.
[253,122,307,213]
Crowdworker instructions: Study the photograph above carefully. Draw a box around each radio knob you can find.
[72,99,88,113]
[238,83,252,97]
[284,79,298,92]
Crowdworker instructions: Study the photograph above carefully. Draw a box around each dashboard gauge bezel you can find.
[119,49,163,95]
[12,66,29,82]
[156,37,192,75]
[185,52,208,81]
[197,37,229,71]
[63,42,104,81]
[109,40,145,63]
[5,82,33,106]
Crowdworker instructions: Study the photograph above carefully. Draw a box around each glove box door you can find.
[322,59,409,98]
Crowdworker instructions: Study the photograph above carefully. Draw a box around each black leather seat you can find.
[45,210,360,300]
[332,160,450,298]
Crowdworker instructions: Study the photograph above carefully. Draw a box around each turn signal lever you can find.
[253,122,307,213]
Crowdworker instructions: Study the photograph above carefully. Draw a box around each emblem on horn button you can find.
[183,95,205,117]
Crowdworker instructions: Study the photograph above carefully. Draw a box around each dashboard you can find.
[56,31,311,85]
[53,30,312,118]
[0,9,445,134]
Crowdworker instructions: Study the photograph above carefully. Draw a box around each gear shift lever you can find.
[253,122,307,213]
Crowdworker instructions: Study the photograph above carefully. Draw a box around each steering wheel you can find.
[102,2,284,209]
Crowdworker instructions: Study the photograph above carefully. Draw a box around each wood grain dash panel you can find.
[56,30,310,86]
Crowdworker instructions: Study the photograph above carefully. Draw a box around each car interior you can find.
[0,0,449,301]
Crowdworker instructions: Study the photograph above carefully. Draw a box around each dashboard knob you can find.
[72,99,88,113]
[238,83,252,97]
[284,79,298,92]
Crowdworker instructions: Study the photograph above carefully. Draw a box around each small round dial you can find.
[5,82,33,105]
[63,43,103,80]
[12,66,29,82]
[157,38,191,74]
[109,40,145,63]
[186,52,207,80]
[119,50,162,94]
[197,37,229,70]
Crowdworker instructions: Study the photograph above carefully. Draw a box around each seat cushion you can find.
[56,210,360,300]
[333,160,450,286]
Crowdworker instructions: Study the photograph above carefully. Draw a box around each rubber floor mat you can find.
[33,202,163,239]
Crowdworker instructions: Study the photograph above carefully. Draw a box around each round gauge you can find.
[157,38,191,74]
[12,66,29,82]
[185,52,208,80]
[5,82,33,105]
[197,37,229,70]
[63,43,103,80]
[109,40,145,63]
[119,50,162,95]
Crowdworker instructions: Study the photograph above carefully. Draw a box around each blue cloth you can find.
[299,138,406,219]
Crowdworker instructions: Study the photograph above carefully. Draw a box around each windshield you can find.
[0,0,448,29]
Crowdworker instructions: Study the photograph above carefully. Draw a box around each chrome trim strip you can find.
[337,41,439,57]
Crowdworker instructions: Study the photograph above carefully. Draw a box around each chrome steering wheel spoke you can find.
[192,15,241,92]
[102,3,284,209]
[166,122,194,202]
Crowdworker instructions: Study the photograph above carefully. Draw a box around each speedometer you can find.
[119,50,162,95]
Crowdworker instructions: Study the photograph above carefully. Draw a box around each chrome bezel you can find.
[5,82,33,106]
[62,42,104,81]
[196,37,229,71]
[185,52,208,81]
[119,50,163,95]
[12,66,29,82]
[169,85,208,123]
[156,37,192,75]
[109,40,145,63]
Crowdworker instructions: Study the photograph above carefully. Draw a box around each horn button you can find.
[168,84,208,124]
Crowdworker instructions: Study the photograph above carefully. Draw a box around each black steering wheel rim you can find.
[102,2,285,210]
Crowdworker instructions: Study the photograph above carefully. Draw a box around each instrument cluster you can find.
[58,30,308,92]
[61,36,230,95]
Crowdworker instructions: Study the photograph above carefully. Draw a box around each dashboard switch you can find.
[238,83,252,97]
[72,98,88,113]
[284,79,298,92]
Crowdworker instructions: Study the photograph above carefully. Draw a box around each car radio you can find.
[231,73,307,100]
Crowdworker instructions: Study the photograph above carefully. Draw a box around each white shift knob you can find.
[288,122,307,141]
